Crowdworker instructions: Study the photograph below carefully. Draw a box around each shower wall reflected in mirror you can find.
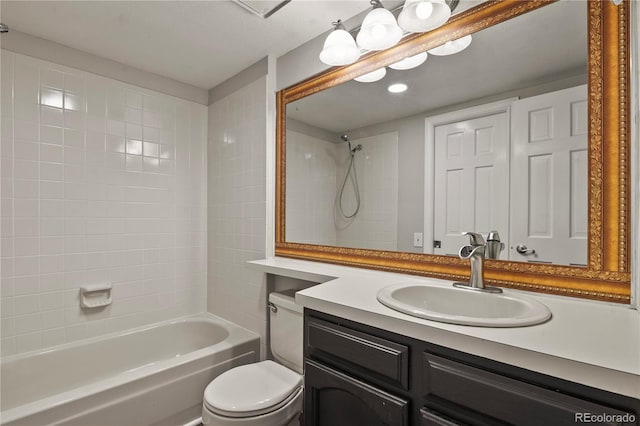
[286,128,398,251]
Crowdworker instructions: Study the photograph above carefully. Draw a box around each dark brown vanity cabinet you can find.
[303,310,639,426]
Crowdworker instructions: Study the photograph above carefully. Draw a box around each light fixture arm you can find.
[332,19,346,31]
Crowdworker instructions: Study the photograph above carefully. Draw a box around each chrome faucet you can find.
[454,232,502,293]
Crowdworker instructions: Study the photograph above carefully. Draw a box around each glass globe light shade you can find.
[428,34,472,56]
[389,52,428,70]
[354,68,387,83]
[319,28,361,66]
[356,7,403,51]
[398,0,451,33]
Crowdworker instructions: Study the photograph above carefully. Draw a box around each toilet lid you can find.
[204,360,302,417]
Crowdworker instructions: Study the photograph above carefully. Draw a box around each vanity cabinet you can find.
[303,310,639,426]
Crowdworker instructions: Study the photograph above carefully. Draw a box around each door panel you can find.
[434,113,509,257]
[510,85,587,265]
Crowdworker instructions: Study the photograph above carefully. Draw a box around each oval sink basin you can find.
[377,283,551,327]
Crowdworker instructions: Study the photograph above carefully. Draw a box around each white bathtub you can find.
[0,313,260,426]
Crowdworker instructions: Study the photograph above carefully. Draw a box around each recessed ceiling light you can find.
[388,83,408,93]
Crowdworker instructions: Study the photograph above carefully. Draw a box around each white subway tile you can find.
[40,162,64,181]
[1,317,14,337]
[14,120,39,141]
[41,106,64,127]
[64,93,84,113]
[41,88,64,109]
[40,218,64,236]
[13,237,38,257]
[40,181,64,199]
[39,273,65,292]
[13,219,38,237]
[64,323,88,342]
[40,291,65,311]
[41,69,64,91]
[125,123,142,140]
[64,129,84,148]
[13,160,38,181]
[14,295,40,316]
[40,255,64,274]
[14,141,39,162]
[64,74,85,95]
[3,53,206,354]
[63,147,84,165]
[40,144,64,163]
[126,107,142,125]
[14,332,42,353]
[41,327,65,347]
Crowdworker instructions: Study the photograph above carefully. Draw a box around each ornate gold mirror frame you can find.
[276,0,631,303]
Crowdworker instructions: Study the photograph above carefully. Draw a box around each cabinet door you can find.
[305,360,409,426]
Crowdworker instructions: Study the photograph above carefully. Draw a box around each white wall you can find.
[207,76,269,356]
[0,51,207,356]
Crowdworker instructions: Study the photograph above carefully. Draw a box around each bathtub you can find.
[0,313,260,426]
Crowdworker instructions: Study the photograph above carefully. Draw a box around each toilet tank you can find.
[269,290,303,374]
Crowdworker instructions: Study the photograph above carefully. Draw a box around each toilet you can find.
[202,290,304,426]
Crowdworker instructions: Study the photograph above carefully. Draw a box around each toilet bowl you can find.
[202,360,303,426]
[202,291,304,426]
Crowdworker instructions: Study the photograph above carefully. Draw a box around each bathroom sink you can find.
[377,283,551,327]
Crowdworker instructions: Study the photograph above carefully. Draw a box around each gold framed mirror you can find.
[276,0,631,303]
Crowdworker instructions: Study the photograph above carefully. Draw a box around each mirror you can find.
[286,0,587,265]
[276,0,631,303]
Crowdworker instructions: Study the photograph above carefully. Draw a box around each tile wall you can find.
[335,132,398,250]
[207,76,268,356]
[285,130,337,246]
[0,51,207,356]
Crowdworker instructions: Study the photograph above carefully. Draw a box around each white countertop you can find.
[249,257,640,398]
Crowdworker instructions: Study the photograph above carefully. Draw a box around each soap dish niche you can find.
[80,283,112,309]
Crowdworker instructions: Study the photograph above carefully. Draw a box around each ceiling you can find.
[0,0,374,89]
[287,0,588,135]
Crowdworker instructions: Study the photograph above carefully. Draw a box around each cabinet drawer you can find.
[423,353,633,426]
[306,317,409,389]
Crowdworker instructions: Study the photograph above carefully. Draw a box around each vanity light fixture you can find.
[428,34,472,56]
[354,67,387,83]
[389,52,428,70]
[319,20,361,66]
[356,0,403,51]
[398,0,451,33]
[387,83,408,93]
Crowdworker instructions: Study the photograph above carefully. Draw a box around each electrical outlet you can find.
[413,232,423,248]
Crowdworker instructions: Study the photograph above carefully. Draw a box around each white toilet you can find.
[201,290,304,426]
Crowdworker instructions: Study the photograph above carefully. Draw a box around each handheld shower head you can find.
[351,144,363,153]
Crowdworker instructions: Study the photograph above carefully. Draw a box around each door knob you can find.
[515,244,536,255]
